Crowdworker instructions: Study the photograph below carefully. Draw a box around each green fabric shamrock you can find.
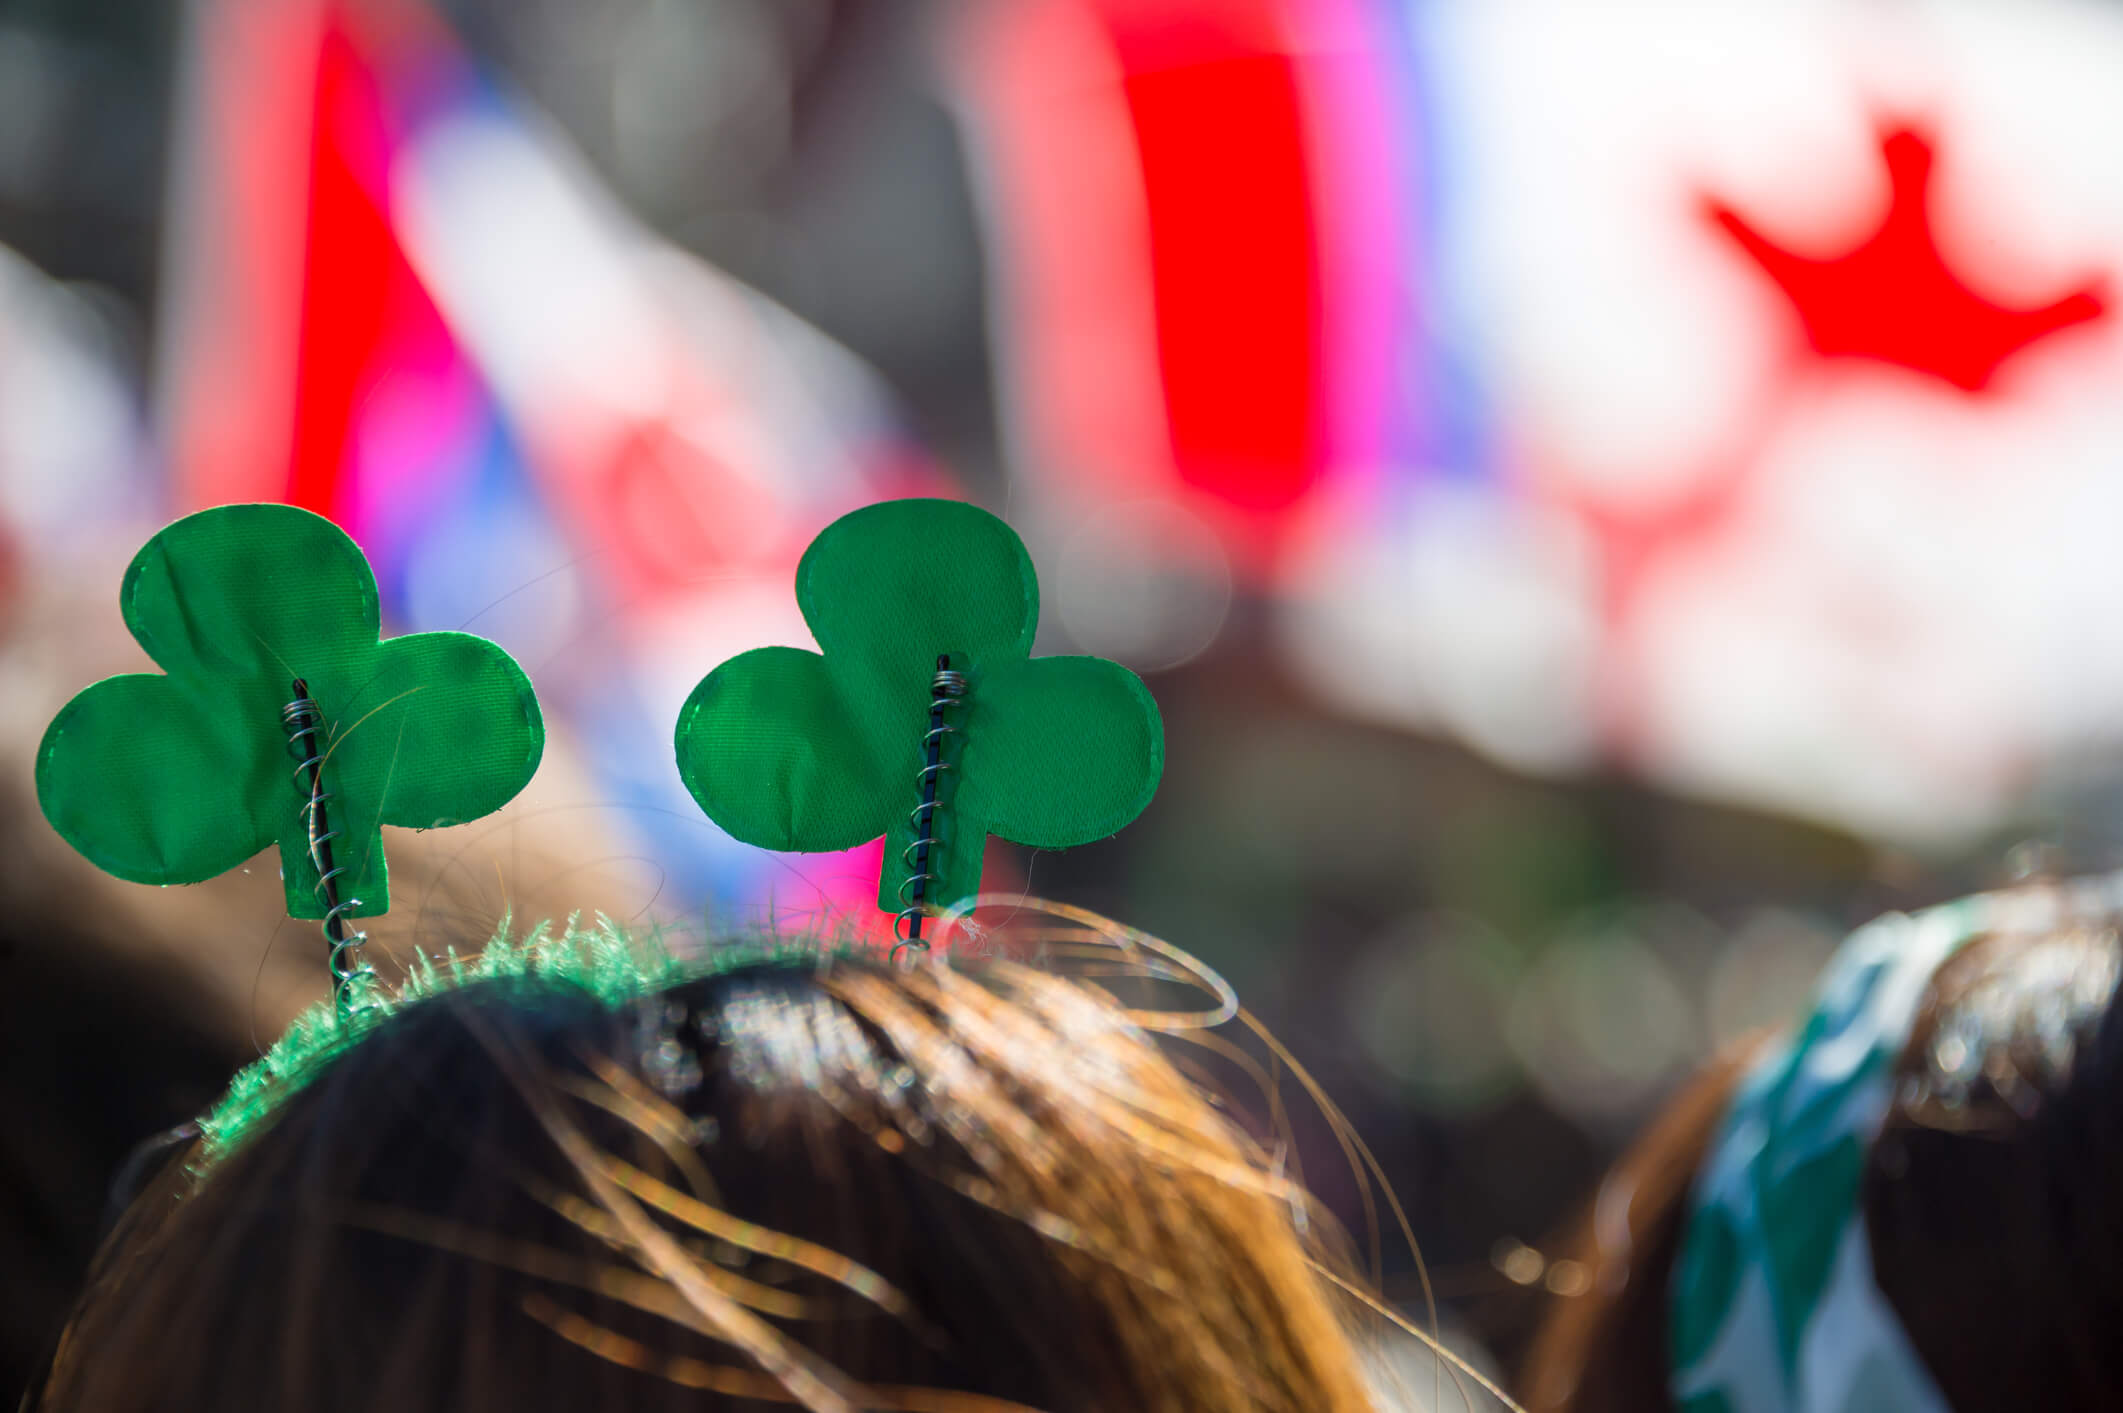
[674,498,1163,913]
[36,504,545,919]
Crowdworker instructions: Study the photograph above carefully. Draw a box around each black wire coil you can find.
[893,656,969,959]
[282,679,369,1009]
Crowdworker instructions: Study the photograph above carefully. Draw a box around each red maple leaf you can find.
[1705,126,2105,392]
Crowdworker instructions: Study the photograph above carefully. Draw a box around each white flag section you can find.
[392,96,922,714]
[395,105,903,554]
[1285,0,2123,845]
[383,80,938,916]
[0,246,142,541]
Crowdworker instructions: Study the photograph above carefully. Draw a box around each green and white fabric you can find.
[1667,899,1983,1413]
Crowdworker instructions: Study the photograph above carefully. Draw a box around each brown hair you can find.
[1515,1041,1759,1413]
[1521,904,2123,1413]
[34,950,1384,1413]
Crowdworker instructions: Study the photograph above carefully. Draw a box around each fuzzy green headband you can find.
[198,920,838,1168]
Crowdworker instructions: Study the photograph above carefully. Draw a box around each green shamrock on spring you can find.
[674,498,1164,914]
[36,503,545,919]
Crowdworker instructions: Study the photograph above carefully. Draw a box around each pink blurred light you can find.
[164,0,322,509]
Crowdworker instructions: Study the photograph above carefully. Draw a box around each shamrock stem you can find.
[897,655,968,954]
[283,679,368,1014]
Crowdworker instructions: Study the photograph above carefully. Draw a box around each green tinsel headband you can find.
[198,919,845,1167]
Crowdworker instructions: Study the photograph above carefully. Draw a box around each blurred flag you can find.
[948,0,1415,596]
[1280,0,2123,845]
[957,0,2123,843]
[159,0,942,920]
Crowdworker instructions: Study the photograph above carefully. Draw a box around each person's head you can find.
[34,931,1383,1413]
[1523,879,2123,1413]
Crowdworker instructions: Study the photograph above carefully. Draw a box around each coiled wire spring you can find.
[282,679,369,1012]
[893,656,969,960]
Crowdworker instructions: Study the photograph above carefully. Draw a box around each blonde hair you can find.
[39,924,1390,1412]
